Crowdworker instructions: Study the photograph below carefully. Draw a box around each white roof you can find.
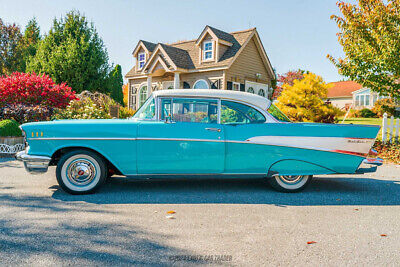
[152,89,271,110]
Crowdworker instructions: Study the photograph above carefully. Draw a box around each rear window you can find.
[267,104,290,122]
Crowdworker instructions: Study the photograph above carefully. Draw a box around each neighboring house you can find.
[326,81,384,110]
[125,25,276,110]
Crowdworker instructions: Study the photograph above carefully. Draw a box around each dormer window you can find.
[138,52,146,69]
[203,41,213,61]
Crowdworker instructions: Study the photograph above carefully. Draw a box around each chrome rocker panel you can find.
[15,151,51,174]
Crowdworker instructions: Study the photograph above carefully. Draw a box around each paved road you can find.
[0,158,399,266]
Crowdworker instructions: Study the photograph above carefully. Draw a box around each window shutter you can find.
[211,79,220,89]
[183,82,190,89]
[227,81,232,90]
[240,83,245,92]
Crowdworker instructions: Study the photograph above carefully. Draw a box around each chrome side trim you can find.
[26,136,374,158]
[28,137,136,140]
[15,151,51,174]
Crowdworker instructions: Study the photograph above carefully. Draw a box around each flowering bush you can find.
[52,98,110,120]
[0,104,53,124]
[119,106,135,119]
[0,72,77,108]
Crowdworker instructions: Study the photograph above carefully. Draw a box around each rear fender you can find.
[267,159,337,177]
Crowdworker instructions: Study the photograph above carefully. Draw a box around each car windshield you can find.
[267,104,291,122]
[132,96,156,120]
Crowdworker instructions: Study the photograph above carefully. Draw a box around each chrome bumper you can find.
[15,151,51,174]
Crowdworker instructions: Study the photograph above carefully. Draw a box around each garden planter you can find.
[0,137,25,155]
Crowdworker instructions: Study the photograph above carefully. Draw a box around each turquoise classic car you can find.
[16,89,382,194]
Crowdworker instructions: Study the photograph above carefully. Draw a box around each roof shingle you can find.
[327,81,363,98]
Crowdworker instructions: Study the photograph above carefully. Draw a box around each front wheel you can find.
[267,175,312,193]
[56,150,107,195]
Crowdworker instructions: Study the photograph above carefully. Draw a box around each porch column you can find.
[174,72,180,89]
[147,76,152,95]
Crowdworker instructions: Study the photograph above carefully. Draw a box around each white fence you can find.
[382,113,400,144]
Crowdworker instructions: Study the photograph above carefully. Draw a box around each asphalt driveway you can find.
[0,158,399,265]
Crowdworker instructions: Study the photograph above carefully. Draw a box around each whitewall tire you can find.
[268,175,312,193]
[56,150,107,195]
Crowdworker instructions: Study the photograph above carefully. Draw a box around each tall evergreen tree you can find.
[21,18,40,71]
[108,64,124,105]
[27,11,110,93]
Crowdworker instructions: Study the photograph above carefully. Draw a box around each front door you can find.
[137,97,224,174]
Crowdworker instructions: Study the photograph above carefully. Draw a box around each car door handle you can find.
[205,127,221,132]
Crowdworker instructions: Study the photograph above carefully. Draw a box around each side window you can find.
[221,100,265,124]
[160,98,218,123]
[133,97,155,120]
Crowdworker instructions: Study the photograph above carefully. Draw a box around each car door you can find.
[137,97,225,175]
[221,100,272,174]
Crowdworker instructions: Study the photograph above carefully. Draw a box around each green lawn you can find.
[339,117,383,140]
[338,117,382,126]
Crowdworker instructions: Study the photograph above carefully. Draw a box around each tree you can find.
[328,0,400,99]
[276,73,340,123]
[272,69,306,99]
[20,18,40,70]
[0,18,23,74]
[27,11,110,93]
[107,64,124,105]
[122,83,129,106]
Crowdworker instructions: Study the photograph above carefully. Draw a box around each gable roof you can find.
[159,43,195,69]
[327,81,363,98]
[126,26,274,78]
[141,40,157,52]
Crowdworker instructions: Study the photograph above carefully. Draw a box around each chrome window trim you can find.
[154,95,276,124]
[157,96,220,124]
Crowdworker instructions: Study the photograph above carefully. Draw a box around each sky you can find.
[0,0,347,82]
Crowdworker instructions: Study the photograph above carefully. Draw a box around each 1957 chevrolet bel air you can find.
[16,89,383,194]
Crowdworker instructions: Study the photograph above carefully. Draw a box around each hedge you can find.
[0,120,22,137]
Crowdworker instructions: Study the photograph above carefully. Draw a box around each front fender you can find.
[267,159,337,177]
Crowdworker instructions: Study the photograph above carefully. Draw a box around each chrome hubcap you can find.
[67,159,96,186]
[278,175,303,184]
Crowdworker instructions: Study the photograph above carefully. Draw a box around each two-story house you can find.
[125,26,276,110]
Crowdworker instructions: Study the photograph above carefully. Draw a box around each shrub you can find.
[358,108,377,118]
[52,98,110,120]
[0,119,22,137]
[372,98,397,117]
[276,73,341,123]
[374,141,400,164]
[0,72,77,108]
[119,106,135,119]
[0,104,53,124]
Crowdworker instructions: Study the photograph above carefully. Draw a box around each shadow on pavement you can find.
[0,158,22,169]
[0,193,199,265]
[51,176,400,206]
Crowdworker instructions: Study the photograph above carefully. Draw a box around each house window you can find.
[372,94,378,105]
[247,87,255,94]
[232,82,240,91]
[139,85,148,107]
[203,41,213,61]
[258,89,266,97]
[193,79,209,89]
[355,95,360,106]
[138,52,146,69]
[365,95,370,106]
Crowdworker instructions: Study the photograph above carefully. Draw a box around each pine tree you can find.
[108,64,124,105]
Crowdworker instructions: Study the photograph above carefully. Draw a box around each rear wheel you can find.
[268,175,312,193]
[56,150,107,195]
